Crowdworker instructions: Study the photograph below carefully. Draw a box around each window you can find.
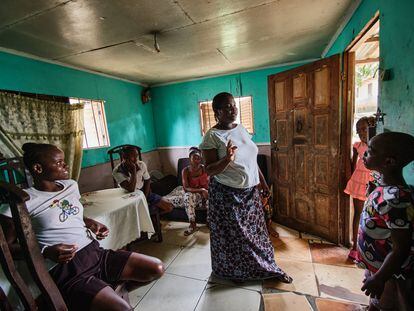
[199,96,254,135]
[69,98,110,149]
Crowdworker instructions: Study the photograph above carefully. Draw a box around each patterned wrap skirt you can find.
[208,178,291,282]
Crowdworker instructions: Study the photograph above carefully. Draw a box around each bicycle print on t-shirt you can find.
[50,199,80,222]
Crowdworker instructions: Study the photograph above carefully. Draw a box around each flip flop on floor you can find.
[184,226,198,236]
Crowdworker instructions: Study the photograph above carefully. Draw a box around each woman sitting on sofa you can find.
[164,147,209,236]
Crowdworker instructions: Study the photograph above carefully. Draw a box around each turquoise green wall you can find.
[152,62,310,147]
[0,51,157,168]
[326,0,414,184]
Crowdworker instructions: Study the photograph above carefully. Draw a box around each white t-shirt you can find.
[0,179,93,268]
[199,124,260,188]
[112,161,150,190]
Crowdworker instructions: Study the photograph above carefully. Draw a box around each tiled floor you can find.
[127,221,368,311]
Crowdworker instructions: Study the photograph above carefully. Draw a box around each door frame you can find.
[339,12,380,246]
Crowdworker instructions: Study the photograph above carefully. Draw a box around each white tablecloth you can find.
[81,188,155,249]
[0,188,154,309]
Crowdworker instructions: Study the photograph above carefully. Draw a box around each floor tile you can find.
[273,223,300,238]
[271,237,312,262]
[263,292,312,311]
[129,240,182,268]
[315,297,366,310]
[166,246,212,280]
[161,221,199,247]
[161,220,185,230]
[264,259,318,296]
[208,274,262,292]
[195,284,261,311]
[136,273,206,311]
[309,243,356,268]
[192,226,211,249]
[313,263,369,305]
[128,281,156,308]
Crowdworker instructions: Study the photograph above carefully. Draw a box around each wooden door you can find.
[268,54,342,243]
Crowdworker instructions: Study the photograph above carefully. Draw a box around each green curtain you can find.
[0,92,84,180]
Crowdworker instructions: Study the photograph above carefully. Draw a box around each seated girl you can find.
[164,147,209,235]
[112,146,173,214]
[0,143,165,311]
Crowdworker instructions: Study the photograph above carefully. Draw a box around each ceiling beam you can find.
[365,37,379,43]
[355,57,380,64]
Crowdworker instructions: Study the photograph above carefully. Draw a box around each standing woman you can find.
[200,92,292,282]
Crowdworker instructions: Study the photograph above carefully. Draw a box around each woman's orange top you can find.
[187,166,209,189]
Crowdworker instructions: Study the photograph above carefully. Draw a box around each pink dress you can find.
[344,141,372,201]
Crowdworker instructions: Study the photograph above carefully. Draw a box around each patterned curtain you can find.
[0,92,84,180]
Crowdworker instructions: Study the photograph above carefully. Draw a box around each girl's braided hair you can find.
[22,143,57,171]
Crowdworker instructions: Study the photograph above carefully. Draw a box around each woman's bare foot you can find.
[268,273,293,284]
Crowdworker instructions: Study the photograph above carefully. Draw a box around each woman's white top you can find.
[200,124,259,189]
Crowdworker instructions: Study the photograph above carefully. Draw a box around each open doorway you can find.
[350,19,380,142]
[342,16,380,248]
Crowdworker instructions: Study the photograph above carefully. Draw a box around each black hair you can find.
[121,146,138,155]
[212,92,233,111]
[374,132,414,167]
[356,116,369,128]
[22,143,57,172]
[189,146,201,156]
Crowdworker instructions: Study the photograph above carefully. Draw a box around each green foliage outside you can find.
[356,63,379,87]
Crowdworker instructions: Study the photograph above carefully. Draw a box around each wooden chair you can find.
[0,157,32,188]
[107,145,163,242]
[108,144,142,188]
[0,181,68,310]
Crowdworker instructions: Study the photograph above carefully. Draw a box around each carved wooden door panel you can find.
[268,55,341,243]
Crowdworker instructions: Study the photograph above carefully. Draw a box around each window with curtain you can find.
[69,98,110,149]
[199,96,254,136]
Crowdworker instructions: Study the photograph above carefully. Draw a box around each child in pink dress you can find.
[344,117,373,260]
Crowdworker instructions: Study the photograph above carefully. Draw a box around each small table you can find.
[81,188,155,250]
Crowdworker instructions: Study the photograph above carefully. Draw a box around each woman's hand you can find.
[43,243,78,264]
[200,188,209,199]
[124,160,137,174]
[225,140,238,162]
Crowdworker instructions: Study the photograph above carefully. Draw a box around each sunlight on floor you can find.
[127,221,368,311]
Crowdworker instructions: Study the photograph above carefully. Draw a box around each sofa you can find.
[150,154,269,223]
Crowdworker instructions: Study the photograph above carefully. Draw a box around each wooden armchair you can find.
[0,157,32,188]
[107,145,162,242]
[0,181,67,310]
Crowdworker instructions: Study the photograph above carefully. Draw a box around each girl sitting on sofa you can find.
[164,147,209,236]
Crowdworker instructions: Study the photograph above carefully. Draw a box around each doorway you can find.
[350,19,380,142]
[267,16,381,246]
[342,14,380,247]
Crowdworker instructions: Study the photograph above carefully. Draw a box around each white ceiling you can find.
[0,0,354,85]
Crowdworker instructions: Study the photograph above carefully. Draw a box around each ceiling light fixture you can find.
[153,32,161,53]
